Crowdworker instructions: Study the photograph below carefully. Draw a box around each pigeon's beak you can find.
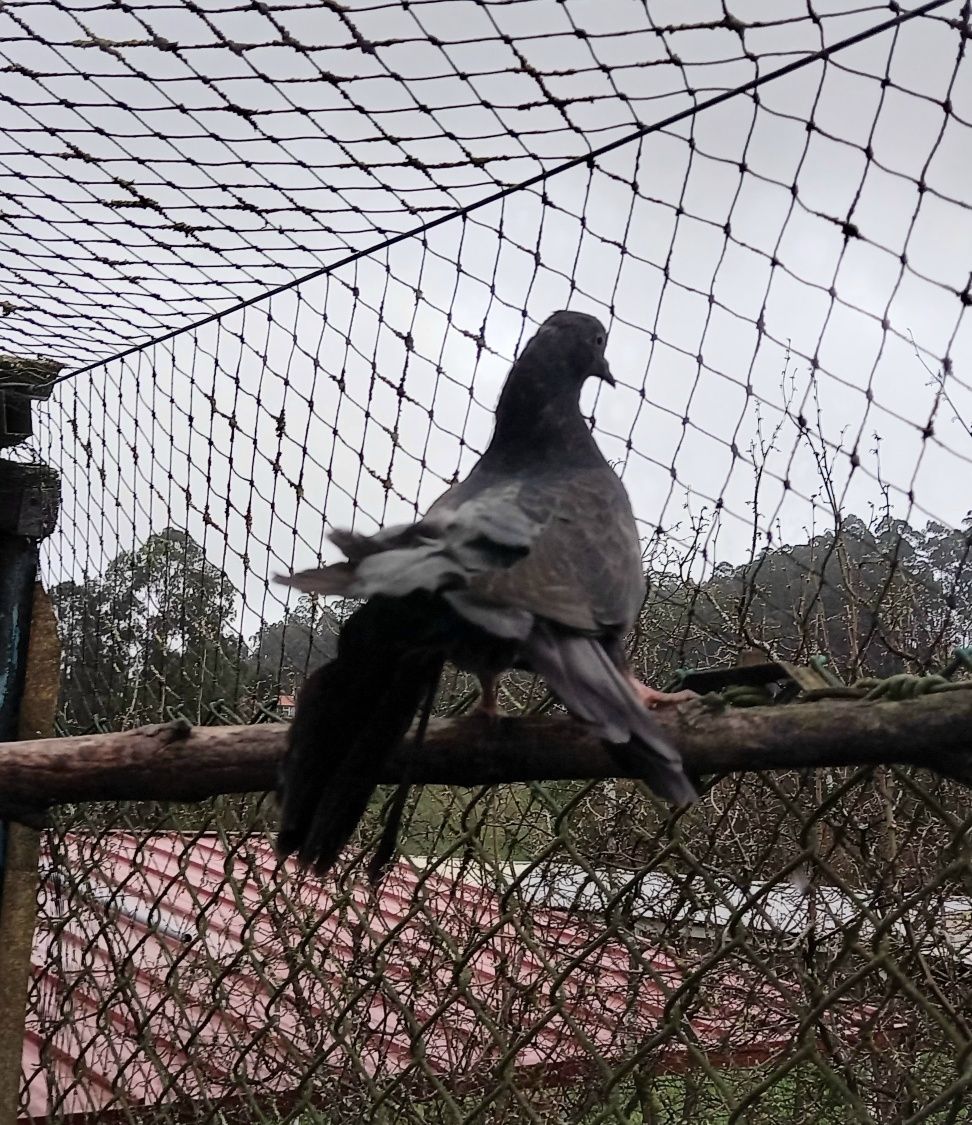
[596,356,616,387]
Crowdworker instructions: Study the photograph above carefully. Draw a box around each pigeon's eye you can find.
[594,334,605,348]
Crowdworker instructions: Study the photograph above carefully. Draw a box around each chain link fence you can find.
[3,0,972,1120]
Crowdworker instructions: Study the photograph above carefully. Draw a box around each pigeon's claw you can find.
[627,676,699,710]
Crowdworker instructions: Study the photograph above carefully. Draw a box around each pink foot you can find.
[627,675,698,710]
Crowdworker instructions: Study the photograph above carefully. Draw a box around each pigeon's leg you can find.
[477,672,500,716]
[627,674,698,710]
[601,637,698,712]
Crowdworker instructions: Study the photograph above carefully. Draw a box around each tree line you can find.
[51,514,972,736]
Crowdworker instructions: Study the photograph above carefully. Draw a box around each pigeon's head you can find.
[533,310,614,387]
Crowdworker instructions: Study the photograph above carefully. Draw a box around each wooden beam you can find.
[0,690,969,810]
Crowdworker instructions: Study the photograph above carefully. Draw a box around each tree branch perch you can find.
[0,692,969,810]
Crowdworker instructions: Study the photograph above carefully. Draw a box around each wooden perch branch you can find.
[0,692,969,810]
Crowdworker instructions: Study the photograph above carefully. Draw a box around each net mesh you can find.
[4,0,972,1121]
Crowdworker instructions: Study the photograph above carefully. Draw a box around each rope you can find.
[717,648,972,708]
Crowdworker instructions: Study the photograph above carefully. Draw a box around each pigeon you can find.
[275,310,696,877]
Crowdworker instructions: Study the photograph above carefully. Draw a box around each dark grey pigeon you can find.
[276,310,696,878]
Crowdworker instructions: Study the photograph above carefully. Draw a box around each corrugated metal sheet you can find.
[22,833,885,1121]
[513,864,972,955]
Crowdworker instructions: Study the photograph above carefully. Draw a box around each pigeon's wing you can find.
[280,465,645,644]
[521,623,696,804]
[278,481,546,616]
[446,467,695,805]
[448,466,645,638]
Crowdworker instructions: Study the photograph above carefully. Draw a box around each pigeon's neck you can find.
[486,364,602,468]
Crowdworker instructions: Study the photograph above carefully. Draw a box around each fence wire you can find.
[3,0,972,1121]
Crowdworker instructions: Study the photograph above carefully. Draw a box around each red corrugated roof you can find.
[22,833,876,1120]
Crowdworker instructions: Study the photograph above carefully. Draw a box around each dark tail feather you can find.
[276,598,441,876]
[366,667,441,884]
[523,625,697,806]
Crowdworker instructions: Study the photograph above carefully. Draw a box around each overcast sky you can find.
[1,0,969,639]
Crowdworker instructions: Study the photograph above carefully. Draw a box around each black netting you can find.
[2,1,971,1121]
